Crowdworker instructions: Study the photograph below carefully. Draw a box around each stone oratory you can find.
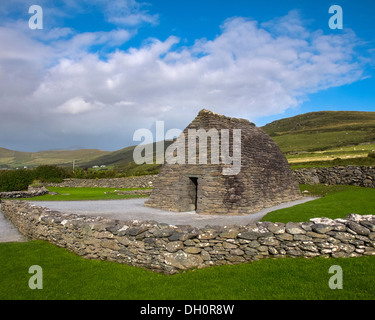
[145,109,302,215]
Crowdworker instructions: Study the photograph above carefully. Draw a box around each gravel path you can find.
[0,197,318,242]
[30,197,317,227]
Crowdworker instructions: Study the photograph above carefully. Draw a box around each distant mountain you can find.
[78,140,174,170]
[1,111,374,169]
[0,147,110,169]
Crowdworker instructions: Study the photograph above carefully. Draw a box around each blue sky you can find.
[1,0,374,151]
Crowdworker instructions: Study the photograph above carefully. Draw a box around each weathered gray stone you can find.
[220,229,239,239]
[230,248,244,255]
[238,231,259,240]
[117,237,131,246]
[306,231,329,239]
[223,242,237,249]
[259,237,280,246]
[337,243,355,253]
[247,240,260,248]
[257,246,268,253]
[276,233,294,241]
[347,221,371,236]
[164,251,203,270]
[268,247,278,255]
[285,222,306,235]
[198,229,219,240]
[293,234,312,241]
[360,221,375,232]
[244,248,258,256]
[265,222,285,235]
[100,239,120,251]
[183,239,195,246]
[166,241,184,253]
[311,224,334,234]
[364,247,375,255]
[226,255,246,262]
[330,231,355,242]
[126,227,148,236]
[298,243,318,252]
[184,247,201,254]
[200,250,211,261]
[149,227,174,238]
[168,232,183,241]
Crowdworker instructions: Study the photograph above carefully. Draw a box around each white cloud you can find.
[54,97,104,115]
[0,10,367,151]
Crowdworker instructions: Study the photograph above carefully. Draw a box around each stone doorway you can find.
[188,177,198,211]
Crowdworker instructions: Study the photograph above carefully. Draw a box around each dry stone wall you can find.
[0,187,49,200]
[42,166,375,191]
[293,166,375,188]
[45,176,158,188]
[2,200,375,274]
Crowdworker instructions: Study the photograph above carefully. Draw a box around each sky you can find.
[1,0,375,152]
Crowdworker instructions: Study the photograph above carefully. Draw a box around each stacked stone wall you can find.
[45,176,158,188]
[42,167,375,190]
[293,166,375,188]
[0,187,49,200]
[2,200,374,274]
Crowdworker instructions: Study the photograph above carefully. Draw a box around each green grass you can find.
[271,130,375,154]
[17,187,150,201]
[0,240,374,300]
[262,111,375,159]
[261,184,375,223]
[287,143,375,168]
[1,184,375,300]
[290,156,375,169]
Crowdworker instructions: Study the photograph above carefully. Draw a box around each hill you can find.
[0,147,110,169]
[1,111,374,170]
[261,111,375,153]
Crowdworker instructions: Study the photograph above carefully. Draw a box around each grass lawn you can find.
[1,184,374,300]
[261,184,375,223]
[17,187,151,201]
[0,240,374,300]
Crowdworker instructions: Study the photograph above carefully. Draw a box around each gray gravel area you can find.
[0,197,318,242]
[29,197,317,228]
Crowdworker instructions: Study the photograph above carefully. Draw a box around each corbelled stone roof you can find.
[145,109,302,215]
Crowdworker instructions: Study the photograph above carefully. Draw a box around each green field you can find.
[0,147,110,169]
[272,130,374,154]
[262,110,375,167]
[261,184,375,223]
[1,111,375,300]
[0,240,374,300]
[1,184,374,300]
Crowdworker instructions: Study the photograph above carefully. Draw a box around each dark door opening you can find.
[189,177,198,211]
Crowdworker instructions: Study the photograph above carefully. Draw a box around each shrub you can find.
[72,168,117,179]
[368,151,375,159]
[0,169,35,192]
[33,165,71,183]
